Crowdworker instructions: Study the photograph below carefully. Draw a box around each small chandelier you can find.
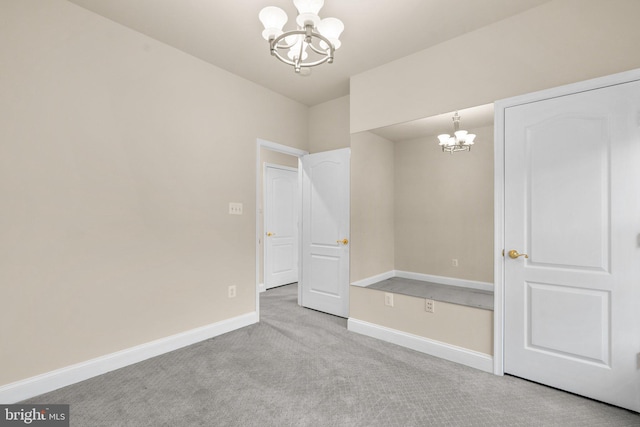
[437,112,477,153]
[259,0,344,74]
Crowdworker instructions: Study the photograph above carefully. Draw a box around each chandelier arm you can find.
[270,28,335,69]
[299,56,333,67]
[269,49,333,68]
[307,41,334,59]
[270,29,305,51]
[296,39,304,62]
[275,40,296,49]
[270,50,299,67]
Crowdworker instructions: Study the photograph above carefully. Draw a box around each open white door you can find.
[503,78,640,412]
[300,148,350,318]
[264,165,298,289]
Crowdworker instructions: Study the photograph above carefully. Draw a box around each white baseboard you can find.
[0,312,258,403]
[347,318,493,373]
[350,270,395,287]
[351,270,493,292]
[258,283,266,293]
[393,271,493,292]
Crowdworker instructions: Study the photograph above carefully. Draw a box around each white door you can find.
[264,165,298,289]
[503,79,640,412]
[300,148,350,318]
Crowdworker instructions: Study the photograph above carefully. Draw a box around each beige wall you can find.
[350,132,395,283]
[309,96,350,153]
[350,0,640,133]
[394,126,494,283]
[350,287,493,355]
[0,0,308,386]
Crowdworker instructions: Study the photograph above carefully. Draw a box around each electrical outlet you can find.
[425,299,435,313]
[229,202,243,215]
[228,285,237,298]
[384,293,394,307]
[451,258,459,267]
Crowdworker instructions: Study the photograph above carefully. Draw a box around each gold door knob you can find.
[337,238,349,245]
[508,249,529,259]
[266,232,275,237]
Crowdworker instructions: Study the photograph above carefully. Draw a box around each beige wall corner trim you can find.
[348,318,493,373]
[0,312,258,403]
[395,271,493,292]
[350,270,395,287]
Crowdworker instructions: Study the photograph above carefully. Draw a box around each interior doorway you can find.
[255,139,351,319]
[255,139,307,316]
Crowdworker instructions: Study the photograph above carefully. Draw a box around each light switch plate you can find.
[229,202,243,215]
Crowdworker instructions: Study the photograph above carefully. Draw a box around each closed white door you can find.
[301,148,350,318]
[503,79,640,412]
[264,165,298,289]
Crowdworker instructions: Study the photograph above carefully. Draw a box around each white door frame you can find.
[493,68,640,376]
[255,138,308,318]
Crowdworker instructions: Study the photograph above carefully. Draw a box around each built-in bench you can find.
[365,277,493,310]
[348,273,495,372]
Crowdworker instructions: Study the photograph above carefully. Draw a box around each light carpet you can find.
[24,284,639,426]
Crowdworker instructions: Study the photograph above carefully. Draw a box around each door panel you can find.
[264,166,298,289]
[301,148,350,317]
[504,79,640,412]
[310,254,341,296]
[527,282,610,364]
[527,116,610,270]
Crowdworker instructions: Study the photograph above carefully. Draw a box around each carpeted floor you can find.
[25,284,639,426]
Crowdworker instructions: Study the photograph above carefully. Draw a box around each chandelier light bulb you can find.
[437,134,450,146]
[454,130,468,140]
[318,17,344,50]
[259,6,288,40]
[294,0,324,26]
[293,0,324,15]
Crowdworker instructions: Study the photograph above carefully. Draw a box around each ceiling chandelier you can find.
[437,112,477,153]
[258,0,344,74]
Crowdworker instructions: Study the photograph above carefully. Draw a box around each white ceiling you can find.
[66,0,552,107]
